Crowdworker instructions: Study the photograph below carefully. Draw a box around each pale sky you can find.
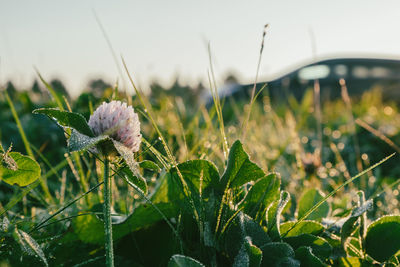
[1,0,400,96]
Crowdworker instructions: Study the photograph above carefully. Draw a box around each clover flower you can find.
[88,101,141,153]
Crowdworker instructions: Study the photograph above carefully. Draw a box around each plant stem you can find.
[103,158,114,267]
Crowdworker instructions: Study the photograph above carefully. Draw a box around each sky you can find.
[1,0,400,97]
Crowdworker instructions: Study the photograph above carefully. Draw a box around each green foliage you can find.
[120,166,148,194]
[335,257,364,267]
[297,189,330,221]
[68,130,108,152]
[260,242,299,266]
[33,108,94,136]
[72,202,178,244]
[340,195,372,251]
[139,160,161,172]
[284,234,332,259]
[240,173,280,221]
[233,237,262,267]
[1,82,400,266]
[168,255,205,267]
[365,215,400,262]
[12,227,48,266]
[0,152,41,186]
[280,221,324,237]
[220,140,265,189]
[267,191,291,241]
[295,246,326,267]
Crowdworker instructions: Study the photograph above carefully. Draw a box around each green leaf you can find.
[167,159,220,210]
[267,191,290,241]
[67,130,108,152]
[240,214,271,248]
[150,172,180,204]
[295,246,327,267]
[240,173,280,221]
[284,234,332,259]
[13,228,48,266]
[220,140,265,189]
[120,166,148,195]
[233,236,262,267]
[168,255,205,267]
[73,202,178,244]
[222,212,271,259]
[365,215,400,262]
[341,198,373,251]
[139,160,161,172]
[0,152,41,186]
[259,242,299,267]
[33,108,94,136]
[112,140,148,196]
[297,189,330,221]
[280,221,324,237]
[335,257,364,267]
[170,159,220,193]
[345,237,362,257]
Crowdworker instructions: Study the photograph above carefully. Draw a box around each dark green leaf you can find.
[33,108,93,136]
[222,213,271,259]
[365,215,400,262]
[67,130,108,152]
[139,160,161,172]
[150,172,180,204]
[280,221,324,237]
[284,234,332,259]
[168,254,205,267]
[240,173,280,221]
[120,166,148,195]
[260,242,299,267]
[267,191,290,241]
[167,159,220,212]
[297,189,330,221]
[345,237,362,257]
[341,198,373,250]
[0,152,41,186]
[13,228,48,266]
[241,213,271,247]
[113,140,148,196]
[233,236,262,267]
[73,202,179,244]
[112,140,136,169]
[220,140,265,189]
[295,246,327,267]
[170,159,220,192]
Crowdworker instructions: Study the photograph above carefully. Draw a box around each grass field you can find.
[0,74,400,266]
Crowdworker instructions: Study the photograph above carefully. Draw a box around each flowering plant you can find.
[34,100,144,267]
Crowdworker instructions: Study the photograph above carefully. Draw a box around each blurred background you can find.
[2,0,400,97]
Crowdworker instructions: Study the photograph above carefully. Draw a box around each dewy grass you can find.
[282,152,396,238]
[3,51,400,265]
[122,57,201,226]
[241,24,269,142]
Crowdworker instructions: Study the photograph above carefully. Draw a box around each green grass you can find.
[0,78,400,266]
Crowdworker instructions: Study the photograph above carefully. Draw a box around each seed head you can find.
[88,101,141,152]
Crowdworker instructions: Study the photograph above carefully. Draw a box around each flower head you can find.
[88,101,141,152]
